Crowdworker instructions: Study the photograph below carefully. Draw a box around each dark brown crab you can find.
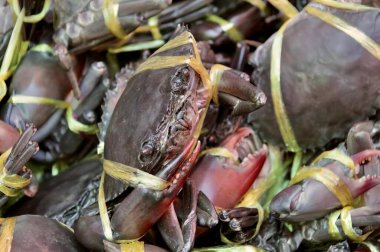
[74,26,266,251]
[248,0,380,150]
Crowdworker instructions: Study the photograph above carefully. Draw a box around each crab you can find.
[236,121,380,251]
[270,122,380,222]
[52,0,172,53]
[73,25,266,251]
[248,0,380,151]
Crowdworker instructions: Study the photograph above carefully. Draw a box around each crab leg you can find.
[231,42,250,71]
[196,191,219,228]
[158,0,212,23]
[158,180,198,252]
[157,203,184,252]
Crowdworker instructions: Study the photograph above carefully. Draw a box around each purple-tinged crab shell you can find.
[249,4,380,149]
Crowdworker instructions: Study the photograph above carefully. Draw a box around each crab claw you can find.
[214,66,267,115]
[111,140,201,240]
[191,127,267,209]
[75,140,201,250]
[270,149,380,222]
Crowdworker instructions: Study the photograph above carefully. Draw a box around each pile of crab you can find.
[0,0,379,251]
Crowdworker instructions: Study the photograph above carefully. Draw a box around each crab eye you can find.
[171,67,190,94]
[139,141,155,162]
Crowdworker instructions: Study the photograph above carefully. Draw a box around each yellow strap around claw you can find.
[290,166,353,206]
[0,217,16,252]
[267,0,298,19]
[305,5,380,61]
[341,206,373,242]
[210,64,231,105]
[103,159,169,191]
[199,147,239,164]
[311,149,355,173]
[271,20,301,152]
[0,148,31,197]
[328,210,343,240]
[66,108,99,134]
[99,159,169,241]
[207,15,244,43]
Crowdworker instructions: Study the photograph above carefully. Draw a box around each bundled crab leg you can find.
[0,124,38,208]
[35,61,109,162]
[191,1,273,46]
[53,0,172,53]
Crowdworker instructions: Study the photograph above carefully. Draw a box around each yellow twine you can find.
[0,217,16,252]
[271,20,301,152]
[341,206,373,242]
[290,167,353,206]
[0,8,25,102]
[328,210,343,240]
[9,0,50,23]
[207,15,244,43]
[0,148,31,197]
[198,147,239,164]
[267,0,298,19]
[305,5,380,61]
[311,149,355,173]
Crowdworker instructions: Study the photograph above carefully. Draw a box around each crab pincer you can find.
[270,148,380,222]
